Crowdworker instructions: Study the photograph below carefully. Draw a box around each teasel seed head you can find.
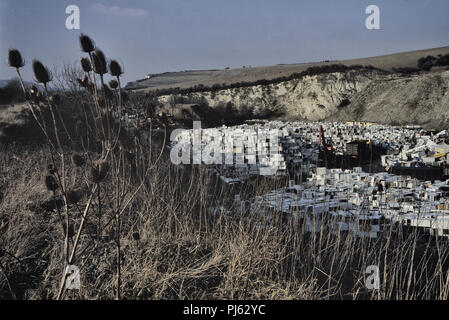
[92,49,108,75]
[109,60,123,77]
[71,153,86,167]
[67,189,83,205]
[80,57,92,72]
[8,49,26,69]
[90,160,110,183]
[108,79,118,89]
[79,34,95,53]
[44,175,58,191]
[32,60,52,84]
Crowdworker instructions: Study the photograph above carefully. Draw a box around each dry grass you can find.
[2,143,449,300]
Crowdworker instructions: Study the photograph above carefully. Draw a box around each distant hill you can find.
[0,79,39,88]
[0,80,12,88]
[126,46,449,92]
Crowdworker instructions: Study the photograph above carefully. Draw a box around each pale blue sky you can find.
[1,0,448,85]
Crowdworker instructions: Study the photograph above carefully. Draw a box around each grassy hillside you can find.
[127,46,449,92]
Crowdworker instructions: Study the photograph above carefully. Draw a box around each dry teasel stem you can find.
[71,153,86,167]
[8,49,26,69]
[45,175,58,191]
[90,160,110,183]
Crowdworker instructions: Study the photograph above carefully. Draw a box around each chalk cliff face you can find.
[158,68,449,129]
[332,70,449,130]
[158,69,388,121]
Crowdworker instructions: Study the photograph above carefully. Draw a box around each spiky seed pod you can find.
[108,79,118,89]
[45,175,58,191]
[132,232,140,241]
[109,60,123,77]
[92,49,108,75]
[80,57,92,72]
[71,153,86,167]
[32,60,52,84]
[51,94,61,106]
[67,189,82,205]
[79,34,95,53]
[8,49,26,69]
[90,160,110,183]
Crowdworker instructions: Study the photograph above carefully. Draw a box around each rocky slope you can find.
[157,67,449,129]
[158,69,391,121]
[331,70,449,130]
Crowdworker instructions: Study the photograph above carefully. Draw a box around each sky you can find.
[0,0,448,85]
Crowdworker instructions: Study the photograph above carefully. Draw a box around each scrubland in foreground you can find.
[1,35,449,300]
[2,143,449,300]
